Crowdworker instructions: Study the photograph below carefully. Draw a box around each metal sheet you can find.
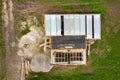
[52,36,85,49]
[64,15,77,35]
[86,15,92,39]
[69,15,75,35]
[56,15,61,35]
[80,15,86,35]
[74,15,80,35]
[50,15,57,36]
[64,14,86,36]
[45,15,51,36]
[94,14,101,39]
[45,14,101,38]
[64,15,70,35]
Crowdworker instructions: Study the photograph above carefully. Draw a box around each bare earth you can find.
[2,0,120,80]
[2,0,21,80]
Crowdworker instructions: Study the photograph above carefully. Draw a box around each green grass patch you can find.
[0,1,6,80]
[14,0,36,3]
[27,32,120,80]
[18,0,120,80]
[54,5,73,11]
[20,27,30,35]
[53,1,105,20]
[81,0,100,3]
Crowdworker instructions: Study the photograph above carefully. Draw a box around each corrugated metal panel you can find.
[45,14,101,38]
[51,15,57,36]
[64,14,81,35]
[45,15,51,36]
[86,15,92,39]
[64,15,75,35]
[80,15,86,35]
[94,14,101,39]
[56,15,61,35]
[64,14,87,36]
[45,15,61,36]
[52,36,85,49]
[74,15,80,35]
[69,15,75,35]
[64,15,70,35]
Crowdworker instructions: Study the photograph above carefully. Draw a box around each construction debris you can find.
[18,16,53,73]
[17,16,44,59]
[30,53,53,72]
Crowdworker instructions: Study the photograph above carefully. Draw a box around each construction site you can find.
[1,0,120,80]
[44,14,101,65]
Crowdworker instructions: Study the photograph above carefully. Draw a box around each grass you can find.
[53,1,105,21]
[20,27,30,35]
[14,0,35,2]
[0,0,6,80]
[38,0,100,4]
[12,0,120,80]
[27,30,120,80]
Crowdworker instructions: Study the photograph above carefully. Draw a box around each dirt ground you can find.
[2,0,120,80]
[2,0,21,80]
[104,1,120,33]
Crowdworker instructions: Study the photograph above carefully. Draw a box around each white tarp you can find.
[30,53,53,72]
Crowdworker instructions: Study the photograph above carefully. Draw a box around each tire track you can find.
[2,0,21,80]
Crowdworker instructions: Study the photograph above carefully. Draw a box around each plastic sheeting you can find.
[30,53,53,72]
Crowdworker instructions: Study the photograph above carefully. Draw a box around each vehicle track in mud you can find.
[2,0,21,80]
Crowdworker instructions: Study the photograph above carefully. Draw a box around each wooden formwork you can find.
[51,49,86,65]
[20,57,31,80]
[44,36,52,51]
